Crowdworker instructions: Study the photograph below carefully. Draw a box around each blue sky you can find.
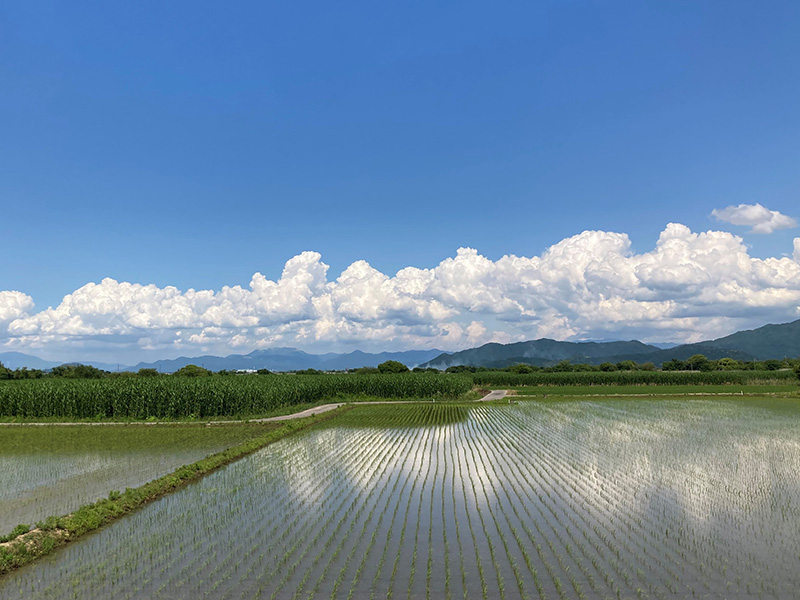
[1,1,799,362]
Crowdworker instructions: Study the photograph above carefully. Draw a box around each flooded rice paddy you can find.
[1,398,799,599]
[0,424,271,533]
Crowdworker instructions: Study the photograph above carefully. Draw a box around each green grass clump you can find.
[0,525,30,544]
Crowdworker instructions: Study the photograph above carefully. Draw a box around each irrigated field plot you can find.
[2,399,798,599]
[0,424,273,533]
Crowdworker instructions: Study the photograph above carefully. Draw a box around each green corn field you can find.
[0,374,474,419]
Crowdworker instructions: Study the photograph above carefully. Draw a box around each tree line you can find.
[3,355,800,381]
[443,355,800,374]
[0,359,425,380]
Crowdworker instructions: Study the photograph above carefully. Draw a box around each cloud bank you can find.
[3,223,800,362]
[711,203,797,234]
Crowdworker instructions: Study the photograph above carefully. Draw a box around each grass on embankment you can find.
[499,384,800,397]
[0,406,350,577]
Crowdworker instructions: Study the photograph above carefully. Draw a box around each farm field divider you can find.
[0,374,473,419]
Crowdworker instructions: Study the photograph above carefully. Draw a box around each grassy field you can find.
[2,399,798,599]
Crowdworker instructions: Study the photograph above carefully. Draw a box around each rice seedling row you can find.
[249,421,418,600]
[275,420,421,600]
[500,400,798,597]
[466,413,604,599]
[383,419,435,600]
[493,405,715,597]
[524,404,788,580]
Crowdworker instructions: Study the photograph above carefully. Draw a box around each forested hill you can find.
[654,319,800,362]
[421,339,660,369]
[421,319,800,368]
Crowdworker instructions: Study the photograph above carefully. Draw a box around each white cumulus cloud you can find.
[711,203,797,234]
[2,223,800,361]
[0,291,34,331]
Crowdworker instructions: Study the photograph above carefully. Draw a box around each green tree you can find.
[377,360,410,374]
[355,366,381,374]
[295,368,322,375]
[662,359,687,371]
[0,362,10,380]
[110,371,137,378]
[687,354,712,372]
[598,362,617,372]
[507,363,535,374]
[51,364,107,379]
[445,365,476,373]
[8,366,44,379]
[717,358,739,370]
[616,360,637,371]
[174,364,211,377]
[137,368,160,377]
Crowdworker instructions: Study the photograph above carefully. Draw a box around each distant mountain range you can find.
[3,318,799,373]
[0,352,121,372]
[129,348,446,373]
[0,348,446,373]
[421,340,658,370]
[421,318,800,369]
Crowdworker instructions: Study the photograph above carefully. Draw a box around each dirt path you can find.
[210,403,346,424]
[477,389,508,402]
